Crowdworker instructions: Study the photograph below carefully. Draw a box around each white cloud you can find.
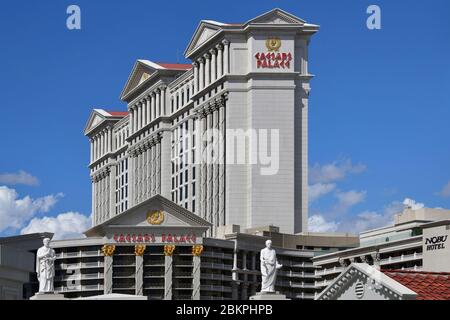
[21,212,91,240]
[308,215,339,233]
[402,198,425,210]
[0,170,39,186]
[0,186,63,232]
[336,199,415,234]
[309,183,336,203]
[438,181,450,198]
[333,190,366,213]
[309,159,366,184]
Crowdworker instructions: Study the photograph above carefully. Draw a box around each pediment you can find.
[120,60,159,101]
[84,109,108,135]
[316,263,417,300]
[246,8,305,25]
[184,21,222,57]
[84,195,211,238]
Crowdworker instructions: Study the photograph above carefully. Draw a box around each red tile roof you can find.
[157,63,192,70]
[107,111,128,117]
[383,270,450,300]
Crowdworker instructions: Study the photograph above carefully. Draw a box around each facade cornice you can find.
[312,235,422,264]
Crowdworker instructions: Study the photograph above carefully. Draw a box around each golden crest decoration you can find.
[192,245,204,257]
[101,244,116,257]
[164,245,176,256]
[146,210,165,225]
[265,37,281,52]
[134,244,146,256]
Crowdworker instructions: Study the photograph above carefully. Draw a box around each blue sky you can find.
[0,0,449,238]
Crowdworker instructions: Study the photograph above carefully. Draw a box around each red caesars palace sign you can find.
[255,37,292,69]
[113,233,198,244]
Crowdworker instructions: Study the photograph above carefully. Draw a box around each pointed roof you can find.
[184,8,318,58]
[244,8,306,25]
[84,194,211,238]
[84,109,128,136]
[316,263,417,300]
[184,20,225,57]
[120,60,191,102]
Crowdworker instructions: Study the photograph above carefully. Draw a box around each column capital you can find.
[198,57,205,64]
[203,52,211,60]
[101,244,116,256]
[209,48,216,55]
[222,39,230,45]
[134,244,146,256]
[215,43,224,50]
[192,245,204,257]
[192,61,199,68]
[164,245,176,256]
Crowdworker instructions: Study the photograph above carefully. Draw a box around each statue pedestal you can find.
[30,292,67,300]
[249,291,290,300]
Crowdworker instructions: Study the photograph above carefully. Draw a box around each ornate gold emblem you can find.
[164,245,176,256]
[146,210,164,225]
[101,245,116,257]
[192,245,204,257]
[134,244,146,256]
[265,37,281,52]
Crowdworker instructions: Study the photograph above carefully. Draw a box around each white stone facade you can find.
[84,8,319,235]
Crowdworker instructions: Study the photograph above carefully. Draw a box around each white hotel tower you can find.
[84,8,319,235]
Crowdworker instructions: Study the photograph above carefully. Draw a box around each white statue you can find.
[36,238,56,293]
[260,239,282,292]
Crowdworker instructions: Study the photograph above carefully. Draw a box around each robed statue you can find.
[260,239,282,292]
[36,238,56,293]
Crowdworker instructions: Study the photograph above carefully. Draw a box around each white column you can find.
[108,127,112,152]
[156,90,160,118]
[90,139,94,163]
[216,43,223,77]
[151,93,156,121]
[146,96,151,124]
[218,99,225,226]
[94,136,98,160]
[204,53,210,87]
[222,39,229,74]
[193,62,199,94]
[142,100,146,127]
[210,48,216,83]
[139,102,143,130]
[198,58,204,91]
[129,108,134,134]
[133,107,138,134]
[160,86,166,116]
[100,131,104,157]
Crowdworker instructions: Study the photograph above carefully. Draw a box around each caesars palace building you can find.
[50,8,334,300]
[2,8,449,301]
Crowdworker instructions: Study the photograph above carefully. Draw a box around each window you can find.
[185,185,188,198]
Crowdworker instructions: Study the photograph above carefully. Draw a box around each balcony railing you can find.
[201,262,232,270]
[200,285,232,293]
[380,252,422,265]
[55,284,103,292]
[315,266,344,277]
[54,272,104,281]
